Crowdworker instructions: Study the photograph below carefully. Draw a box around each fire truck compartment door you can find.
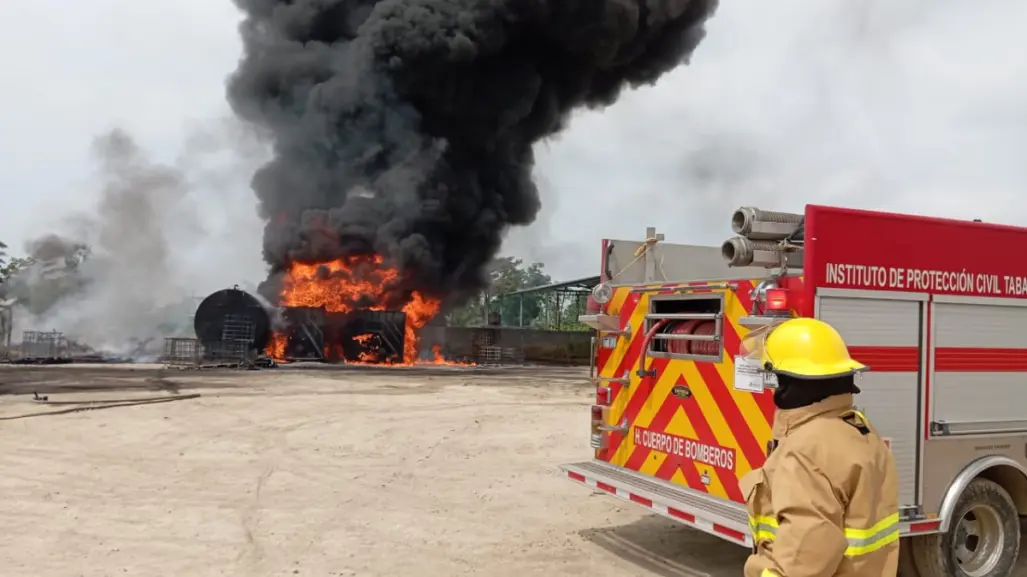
[816,292,923,506]
[932,299,1027,429]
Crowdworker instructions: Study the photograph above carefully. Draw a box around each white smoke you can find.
[526,0,1027,278]
[8,121,268,358]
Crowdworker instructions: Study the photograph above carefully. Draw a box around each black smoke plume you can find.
[227,0,719,304]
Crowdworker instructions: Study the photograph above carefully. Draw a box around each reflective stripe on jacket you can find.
[740,394,900,577]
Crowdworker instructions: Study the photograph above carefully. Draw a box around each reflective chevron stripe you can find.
[598,279,780,502]
[563,464,942,551]
[564,468,752,546]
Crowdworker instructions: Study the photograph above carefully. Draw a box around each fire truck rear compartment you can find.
[596,289,748,505]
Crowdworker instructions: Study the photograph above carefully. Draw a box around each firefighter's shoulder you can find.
[779,418,881,485]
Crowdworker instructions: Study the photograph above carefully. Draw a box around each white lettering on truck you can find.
[633,426,736,471]
[823,263,1022,296]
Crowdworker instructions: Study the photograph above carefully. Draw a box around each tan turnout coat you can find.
[740,394,900,577]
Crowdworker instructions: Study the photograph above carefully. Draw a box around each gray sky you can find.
[3,0,1026,290]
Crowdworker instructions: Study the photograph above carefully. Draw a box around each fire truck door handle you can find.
[589,336,597,381]
[599,418,629,434]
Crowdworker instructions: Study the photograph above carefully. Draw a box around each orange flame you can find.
[269,333,288,362]
[264,255,469,366]
[353,333,380,363]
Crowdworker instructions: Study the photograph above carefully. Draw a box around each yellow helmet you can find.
[751,317,866,379]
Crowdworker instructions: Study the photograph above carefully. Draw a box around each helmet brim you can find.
[769,358,868,380]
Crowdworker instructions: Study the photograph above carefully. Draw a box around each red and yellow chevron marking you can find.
[594,278,804,503]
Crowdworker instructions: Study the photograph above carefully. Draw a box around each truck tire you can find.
[911,478,1020,577]
[898,538,922,577]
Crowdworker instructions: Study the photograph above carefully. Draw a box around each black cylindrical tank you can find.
[194,287,271,351]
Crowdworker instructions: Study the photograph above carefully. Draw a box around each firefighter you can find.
[739,317,899,577]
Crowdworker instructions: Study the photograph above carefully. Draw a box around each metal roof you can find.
[496,275,600,298]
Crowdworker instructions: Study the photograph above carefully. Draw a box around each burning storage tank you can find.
[267,256,442,364]
[193,287,272,360]
[193,284,411,364]
[277,307,407,363]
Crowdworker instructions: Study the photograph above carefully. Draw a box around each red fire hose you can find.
[637,319,668,378]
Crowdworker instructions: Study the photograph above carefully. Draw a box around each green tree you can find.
[493,258,551,327]
[537,291,591,331]
[449,257,552,326]
[0,241,30,284]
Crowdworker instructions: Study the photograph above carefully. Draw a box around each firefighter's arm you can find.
[762,447,849,577]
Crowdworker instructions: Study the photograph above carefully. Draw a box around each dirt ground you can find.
[0,364,1022,577]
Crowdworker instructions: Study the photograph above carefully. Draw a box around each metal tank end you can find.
[721,236,750,267]
[731,207,757,236]
[721,236,803,269]
[731,207,804,241]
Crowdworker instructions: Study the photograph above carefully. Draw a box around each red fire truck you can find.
[563,205,1027,577]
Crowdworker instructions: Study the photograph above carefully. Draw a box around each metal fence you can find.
[202,339,254,366]
[470,328,525,364]
[161,313,258,368]
[162,334,256,368]
[20,330,69,360]
[474,345,526,364]
[163,337,202,366]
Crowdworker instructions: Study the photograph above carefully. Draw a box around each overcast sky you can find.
[2,0,1026,292]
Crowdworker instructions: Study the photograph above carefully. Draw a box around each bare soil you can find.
[0,364,1021,577]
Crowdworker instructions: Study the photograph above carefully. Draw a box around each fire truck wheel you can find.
[897,538,922,577]
[911,478,1021,577]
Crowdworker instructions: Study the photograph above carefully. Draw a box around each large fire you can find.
[265,255,466,365]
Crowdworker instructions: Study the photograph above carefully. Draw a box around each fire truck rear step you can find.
[560,460,752,546]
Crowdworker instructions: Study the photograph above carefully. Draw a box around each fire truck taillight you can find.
[590,405,607,450]
[765,288,789,313]
[595,386,612,406]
